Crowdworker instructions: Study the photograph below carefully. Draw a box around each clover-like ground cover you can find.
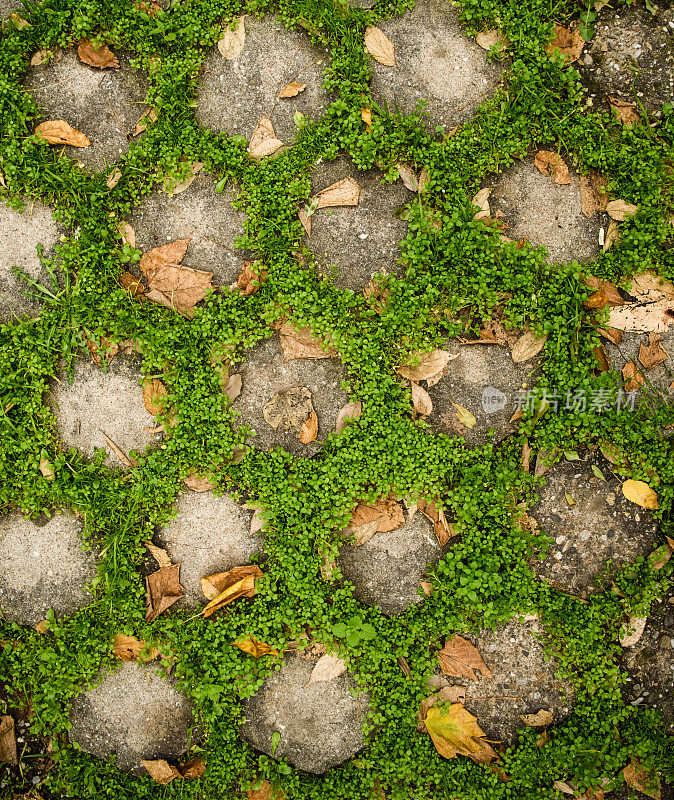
[0,0,673,798]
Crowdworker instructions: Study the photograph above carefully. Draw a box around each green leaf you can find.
[271,730,281,755]
[564,450,579,461]
[215,176,227,193]
[332,622,348,638]
[591,465,606,481]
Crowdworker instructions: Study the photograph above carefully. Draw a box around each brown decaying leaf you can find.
[584,276,624,309]
[639,333,668,370]
[423,703,497,763]
[361,108,372,131]
[314,177,360,209]
[299,410,318,443]
[279,323,338,360]
[143,378,167,416]
[248,779,284,800]
[86,336,119,367]
[520,709,554,727]
[201,565,263,618]
[511,330,547,363]
[521,439,533,471]
[397,163,418,192]
[437,635,492,681]
[30,49,51,66]
[39,457,55,481]
[609,97,640,127]
[579,170,609,218]
[248,116,284,159]
[471,187,491,220]
[608,300,674,335]
[139,238,190,274]
[279,81,307,98]
[298,207,312,236]
[224,373,242,403]
[145,540,173,569]
[476,29,509,50]
[166,162,203,196]
[118,222,136,251]
[232,635,278,658]
[235,261,268,296]
[263,387,314,432]
[546,23,584,62]
[397,655,412,677]
[77,39,119,69]
[623,759,661,800]
[622,479,658,510]
[139,238,213,316]
[35,120,90,147]
[534,150,571,185]
[119,271,143,297]
[146,563,184,623]
[364,25,396,66]
[622,360,644,392]
[348,498,404,535]
[112,633,160,662]
[0,716,17,765]
[606,199,638,221]
[99,430,136,467]
[142,757,205,784]
[420,580,433,596]
[106,167,122,189]
[619,615,647,648]
[132,108,158,136]
[217,16,246,60]
[336,401,362,433]
[309,653,347,683]
[416,498,456,546]
[598,326,622,345]
[630,272,674,302]
[410,381,433,415]
[397,348,453,383]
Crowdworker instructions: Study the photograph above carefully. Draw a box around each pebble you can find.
[659,635,671,649]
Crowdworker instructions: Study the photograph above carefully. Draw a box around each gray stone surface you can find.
[157,490,263,607]
[622,595,674,732]
[0,199,60,322]
[445,618,575,744]
[306,156,413,291]
[0,0,22,18]
[338,512,443,616]
[69,662,196,774]
[529,456,659,598]
[196,16,330,144]
[426,341,540,447]
[369,0,506,131]
[50,357,157,469]
[240,654,369,773]
[487,157,603,264]
[129,173,248,287]
[24,48,148,172]
[578,4,674,114]
[603,329,674,396]
[231,336,350,457]
[0,511,97,626]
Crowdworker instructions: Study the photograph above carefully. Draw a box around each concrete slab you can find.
[0,511,97,626]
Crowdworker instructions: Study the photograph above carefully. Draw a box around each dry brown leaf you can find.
[397,348,453,383]
[298,207,312,236]
[299,410,318,443]
[314,177,360,209]
[418,166,430,194]
[609,97,640,127]
[112,633,160,662]
[452,403,477,429]
[623,759,661,800]
[279,81,307,98]
[521,439,533,471]
[116,223,135,250]
[438,635,492,681]
[179,755,205,780]
[364,26,395,66]
[232,636,278,658]
[630,272,674,302]
[30,49,51,66]
[598,326,623,345]
[608,300,674,335]
[235,261,267,296]
[145,541,173,569]
[106,167,122,189]
[218,16,246,60]
[336,401,362,433]
[139,238,190,274]
[397,163,418,192]
[249,506,265,536]
[39,457,55,481]
[35,120,90,147]
[520,709,554,727]
[279,323,338,360]
[201,565,263,618]
[606,199,638,221]
[263,387,314,432]
[77,39,119,69]
[547,23,584,62]
[0,716,17,765]
[472,187,491,220]
[603,219,620,252]
[248,116,284,159]
[511,330,547,363]
[224,373,242,402]
[361,108,372,131]
[348,499,404,534]
[119,271,143,297]
[411,382,433,415]
[146,264,213,316]
[142,759,181,785]
[309,653,347,683]
[622,360,644,391]
[132,108,158,136]
[476,29,509,50]
[619,615,647,648]
[86,337,119,367]
[166,162,203,196]
[248,779,284,800]
[143,378,167,416]
[420,580,433,596]
[534,151,571,185]
[622,479,658,510]
[552,781,575,795]
[594,344,609,372]
[423,704,497,763]
[639,333,668,369]
[146,563,184,623]
[99,430,135,467]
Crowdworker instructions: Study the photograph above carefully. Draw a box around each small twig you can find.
[105,95,128,138]
[203,235,246,258]
[99,429,136,467]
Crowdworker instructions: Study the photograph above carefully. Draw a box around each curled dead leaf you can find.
[622,479,658,510]
[77,39,119,69]
[35,120,90,147]
[232,636,278,658]
[397,163,418,192]
[298,207,312,236]
[142,759,181,785]
[224,373,242,402]
[279,81,307,98]
[471,187,491,221]
[166,162,203,196]
[476,29,509,50]
[39,457,55,481]
[140,239,213,316]
[119,271,143,297]
[106,167,122,189]
[348,499,404,534]
[364,25,395,66]
[132,107,158,136]
[30,49,51,66]
[534,150,571,185]
[235,261,267,296]
[314,177,360,209]
[146,563,184,623]
[638,333,668,369]
[201,565,263,618]
[622,360,644,392]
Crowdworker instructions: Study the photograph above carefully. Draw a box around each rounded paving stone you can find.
[196,16,330,144]
[338,512,444,617]
[49,358,158,469]
[230,335,349,457]
[0,511,97,626]
[487,157,602,264]
[529,456,659,598]
[436,618,575,744]
[128,173,248,287]
[157,490,263,608]
[369,0,507,132]
[0,199,61,321]
[425,341,541,447]
[578,4,674,114]
[306,156,414,291]
[69,661,196,774]
[0,0,22,17]
[24,49,149,172]
[602,329,674,397]
[240,654,369,774]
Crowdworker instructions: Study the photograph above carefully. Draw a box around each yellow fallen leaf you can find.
[218,16,246,60]
[452,403,476,429]
[279,81,307,98]
[201,565,263,618]
[232,636,278,657]
[622,479,658,510]
[364,26,395,67]
[423,704,497,763]
[35,120,90,147]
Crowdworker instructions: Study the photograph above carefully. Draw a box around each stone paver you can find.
[69,662,196,774]
[157,490,263,607]
[338,512,443,616]
[440,618,575,744]
[240,654,369,774]
[129,173,248,287]
[578,4,674,114]
[196,16,330,144]
[24,49,148,172]
[0,511,97,626]
[369,0,507,132]
[306,156,413,291]
[0,0,21,18]
[426,341,540,447]
[486,157,602,264]
[230,335,349,457]
[529,456,659,598]
[50,357,157,469]
[603,329,674,397]
[0,199,60,321]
